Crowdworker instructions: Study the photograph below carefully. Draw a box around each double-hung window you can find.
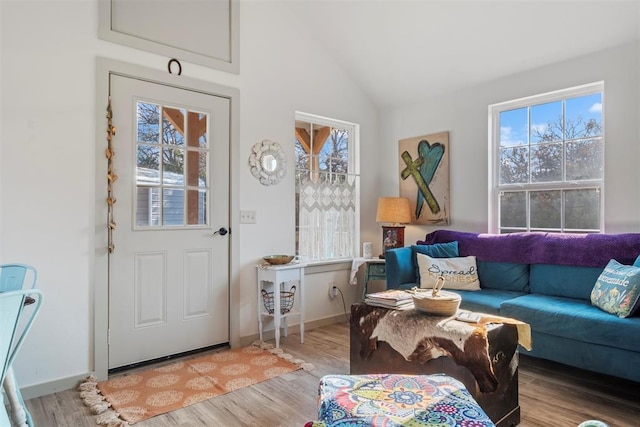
[489,82,604,233]
[295,112,360,261]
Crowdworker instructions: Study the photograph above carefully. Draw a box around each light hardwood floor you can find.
[24,322,640,426]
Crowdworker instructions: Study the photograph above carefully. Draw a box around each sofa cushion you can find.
[477,261,529,292]
[500,294,640,353]
[451,289,526,316]
[590,259,640,318]
[529,264,603,300]
[417,254,480,291]
[522,331,640,383]
[384,247,415,290]
[411,242,459,282]
[384,247,416,289]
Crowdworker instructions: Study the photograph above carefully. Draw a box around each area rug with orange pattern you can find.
[79,341,313,426]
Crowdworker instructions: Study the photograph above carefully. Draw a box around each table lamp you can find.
[376,197,411,258]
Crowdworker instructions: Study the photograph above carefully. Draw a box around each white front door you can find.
[108,74,230,369]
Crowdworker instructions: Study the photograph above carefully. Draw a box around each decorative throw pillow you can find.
[411,241,459,283]
[416,253,481,291]
[591,259,640,318]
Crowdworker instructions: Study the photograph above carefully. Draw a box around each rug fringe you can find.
[79,376,129,426]
[96,409,129,427]
[300,362,315,371]
[251,340,315,371]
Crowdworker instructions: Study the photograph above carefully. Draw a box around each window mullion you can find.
[526,190,530,231]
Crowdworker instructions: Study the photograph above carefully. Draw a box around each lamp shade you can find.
[376,197,411,224]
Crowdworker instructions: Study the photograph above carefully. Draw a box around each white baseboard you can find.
[240,313,347,346]
[21,373,90,401]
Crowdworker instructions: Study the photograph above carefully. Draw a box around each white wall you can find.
[0,0,378,394]
[232,2,379,337]
[379,41,640,246]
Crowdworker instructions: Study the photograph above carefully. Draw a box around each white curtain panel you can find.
[298,177,356,261]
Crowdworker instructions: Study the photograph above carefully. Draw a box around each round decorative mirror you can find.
[249,139,287,185]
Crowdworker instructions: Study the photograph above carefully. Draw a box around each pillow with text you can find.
[591,259,640,318]
[417,253,481,291]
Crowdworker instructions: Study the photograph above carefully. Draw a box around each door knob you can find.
[213,227,229,236]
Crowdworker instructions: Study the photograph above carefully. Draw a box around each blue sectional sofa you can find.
[385,230,640,383]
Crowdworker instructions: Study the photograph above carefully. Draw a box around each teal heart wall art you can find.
[399,131,450,225]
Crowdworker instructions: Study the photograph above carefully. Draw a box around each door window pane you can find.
[136,145,160,185]
[136,187,160,226]
[163,188,184,226]
[185,151,207,188]
[197,113,208,147]
[137,102,160,143]
[162,107,185,146]
[186,189,207,225]
[162,147,184,184]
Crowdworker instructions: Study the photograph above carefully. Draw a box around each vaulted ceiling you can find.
[283,1,640,109]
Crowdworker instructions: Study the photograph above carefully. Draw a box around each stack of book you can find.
[364,289,414,309]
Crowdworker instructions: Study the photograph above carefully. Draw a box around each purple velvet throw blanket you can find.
[419,230,640,268]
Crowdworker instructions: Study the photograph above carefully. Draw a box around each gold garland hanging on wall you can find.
[106,98,117,253]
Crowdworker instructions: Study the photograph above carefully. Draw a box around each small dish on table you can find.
[263,255,295,265]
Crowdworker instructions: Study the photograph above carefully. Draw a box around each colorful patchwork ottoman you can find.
[311,373,496,427]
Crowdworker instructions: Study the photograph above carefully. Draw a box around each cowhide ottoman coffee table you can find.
[350,303,524,427]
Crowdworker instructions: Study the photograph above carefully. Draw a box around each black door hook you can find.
[168,58,182,75]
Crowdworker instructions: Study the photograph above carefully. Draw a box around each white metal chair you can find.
[1,264,42,427]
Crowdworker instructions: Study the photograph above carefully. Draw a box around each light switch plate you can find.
[240,210,257,224]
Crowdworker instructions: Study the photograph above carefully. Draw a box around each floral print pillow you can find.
[591,259,640,318]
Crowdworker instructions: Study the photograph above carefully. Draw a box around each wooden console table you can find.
[350,303,521,427]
